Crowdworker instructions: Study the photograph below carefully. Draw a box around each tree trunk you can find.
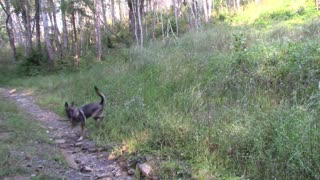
[61,0,69,52]
[316,0,320,10]
[79,15,84,56]
[128,0,144,44]
[14,15,25,46]
[137,0,143,47]
[111,0,116,26]
[95,0,103,60]
[152,1,157,39]
[0,0,17,62]
[101,0,109,37]
[71,9,79,65]
[35,0,41,52]
[50,0,63,59]
[41,0,55,64]
[161,10,164,37]
[203,0,209,22]
[20,0,33,56]
[236,0,240,10]
[189,0,195,31]
[173,0,179,34]
[208,0,213,19]
[132,0,139,43]
[118,0,123,23]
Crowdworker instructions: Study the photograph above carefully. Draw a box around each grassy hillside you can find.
[1,0,320,178]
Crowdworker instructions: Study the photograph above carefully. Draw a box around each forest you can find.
[0,0,320,179]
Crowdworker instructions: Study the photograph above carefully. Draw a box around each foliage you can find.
[0,0,320,179]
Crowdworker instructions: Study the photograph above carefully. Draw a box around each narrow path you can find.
[0,88,131,180]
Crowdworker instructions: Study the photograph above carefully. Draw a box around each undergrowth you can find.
[0,1,320,178]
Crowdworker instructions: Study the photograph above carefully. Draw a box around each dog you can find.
[65,86,105,141]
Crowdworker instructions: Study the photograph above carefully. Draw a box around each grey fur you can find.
[65,86,105,140]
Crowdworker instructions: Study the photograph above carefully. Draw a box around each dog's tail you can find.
[94,86,105,106]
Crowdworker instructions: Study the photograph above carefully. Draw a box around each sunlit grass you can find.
[1,1,320,178]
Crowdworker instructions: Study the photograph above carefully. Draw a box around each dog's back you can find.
[81,103,103,118]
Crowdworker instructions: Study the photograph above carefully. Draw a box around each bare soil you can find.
[0,88,131,180]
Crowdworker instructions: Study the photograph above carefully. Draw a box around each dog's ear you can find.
[65,102,69,108]
[71,101,75,107]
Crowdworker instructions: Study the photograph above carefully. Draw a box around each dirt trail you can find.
[0,88,131,180]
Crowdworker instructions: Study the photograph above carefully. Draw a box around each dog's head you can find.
[64,102,80,127]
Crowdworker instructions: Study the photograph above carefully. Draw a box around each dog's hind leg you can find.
[93,116,104,128]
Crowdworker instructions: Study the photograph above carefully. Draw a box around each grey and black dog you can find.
[65,86,105,141]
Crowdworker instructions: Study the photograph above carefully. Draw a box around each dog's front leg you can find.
[78,111,86,141]
[77,122,85,141]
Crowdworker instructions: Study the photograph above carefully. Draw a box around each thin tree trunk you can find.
[50,0,62,59]
[208,0,213,19]
[203,0,209,23]
[61,0,69,52]
[14,15,25,46]
[128,0,144,44]
[111,0,116,26]
[95,0,103,60]
[152,1,157,39]
[191,0,201,30]
[71,8,79,65]
[173,0,179,34]
[0,0,17,62]
[236,0,240,10]
[101,0,109,37]
[118,0,123,22]
[132,0,139,44]
[161,10,164,37]
[35,0,41,52]
[128,0,135,39]
[25,0,33,56]
[20,0,33,56]
[41,0,55,64]
[189,1,194,31]
[137,0,143,47]
[79,15,84,56]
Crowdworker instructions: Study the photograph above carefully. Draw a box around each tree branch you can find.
[99,17,130,47]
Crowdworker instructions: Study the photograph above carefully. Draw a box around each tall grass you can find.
[1,3,320,178]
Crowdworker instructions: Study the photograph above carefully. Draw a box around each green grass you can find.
[1,0,320,178]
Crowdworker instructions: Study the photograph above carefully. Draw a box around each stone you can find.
[113,169,122,177]
[80,165,93,173]
[127,168,135,176]
[82,143,95,151]
[138,163,152,177]
[74,159,82,164]
[97,172,112,179]
[74,142,83,147]
[55,139,66,144]
[145,155,154,162]
[88,148,98,153]
[107,154,116,160]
